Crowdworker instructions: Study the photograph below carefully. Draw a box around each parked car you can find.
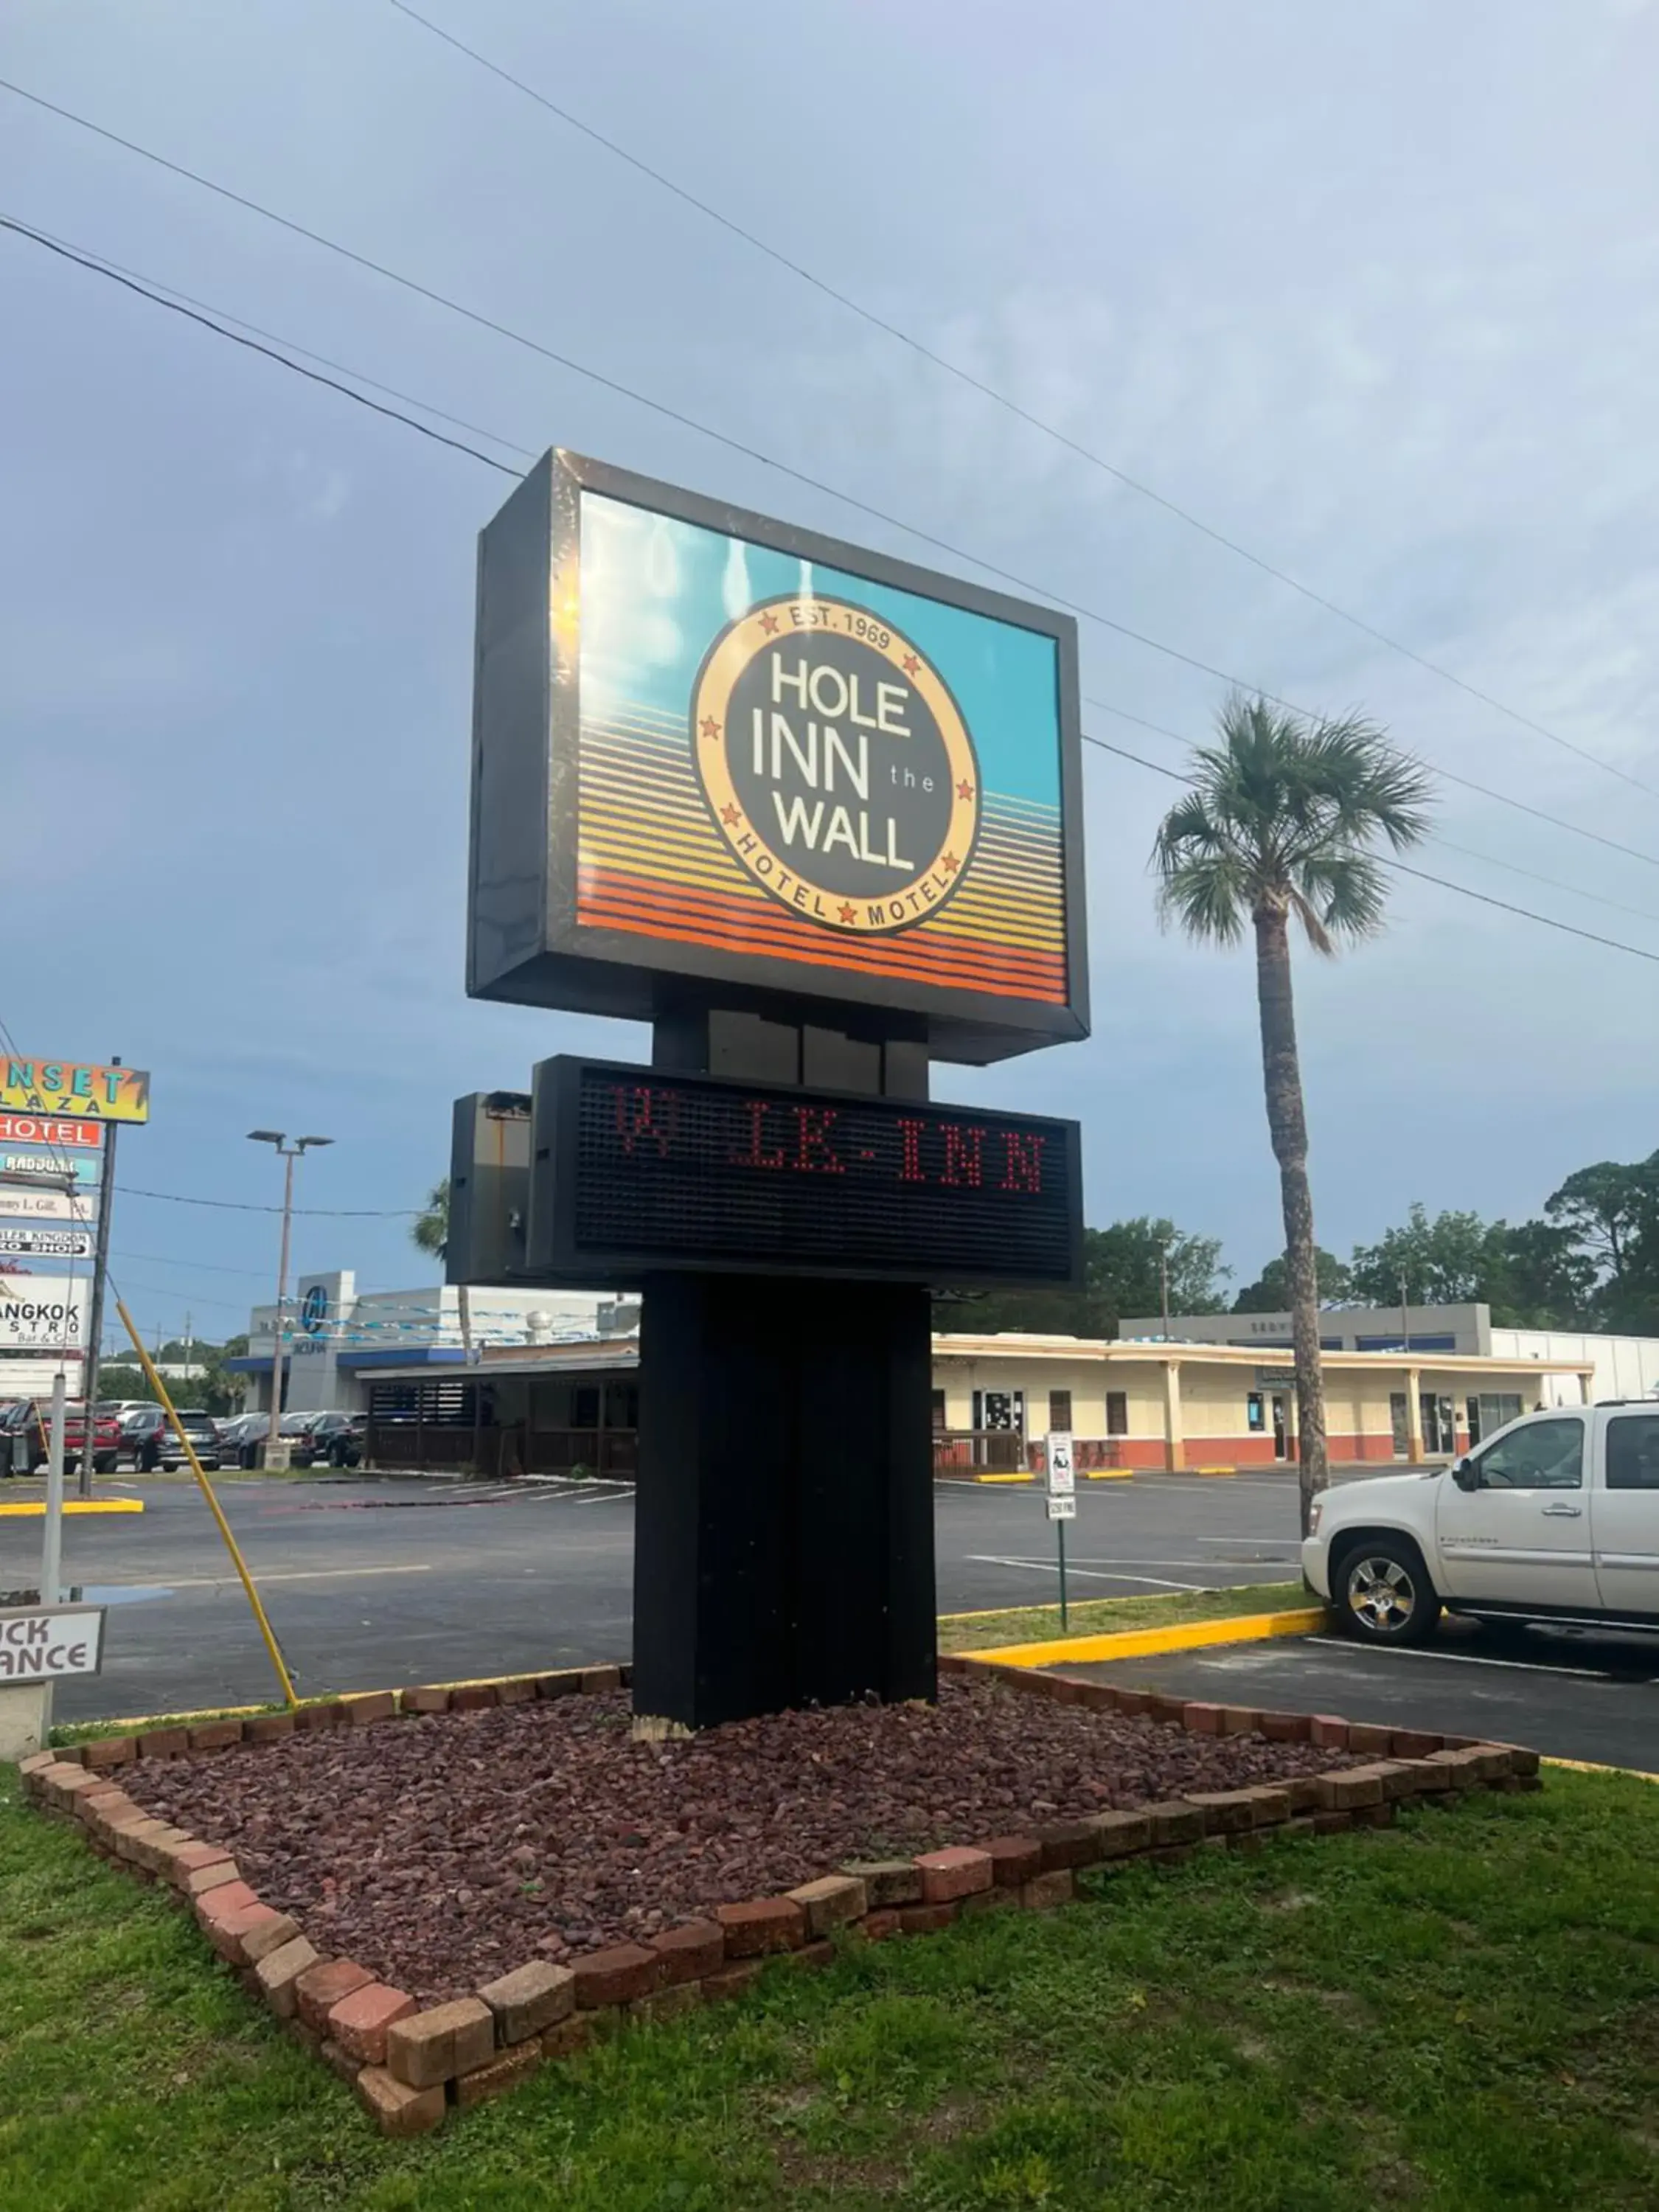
[65,1402,122,1475]
[1303,1399,1659,1644]
[121,1404,222,1472]
[160,1408,223,1471]
[0,1398,119,1475]
[219,1411,267,1469]
[289,1410,365,1469]
[0,1399,41,1477]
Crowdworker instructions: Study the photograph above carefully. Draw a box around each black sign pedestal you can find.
[628,1001,937,1732]
[630,1268,936,1733]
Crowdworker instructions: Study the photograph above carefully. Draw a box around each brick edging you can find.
[18,1658,1540,2138]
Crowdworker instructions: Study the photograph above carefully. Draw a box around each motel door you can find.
[972,1389,1026,1472]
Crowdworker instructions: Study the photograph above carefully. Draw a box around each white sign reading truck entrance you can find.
[0,1605,106,1680]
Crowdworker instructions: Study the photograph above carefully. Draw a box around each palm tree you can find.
[1152,695,1434,1531]
[411,1179,449,1264]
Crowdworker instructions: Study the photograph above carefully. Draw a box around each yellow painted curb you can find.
[960,1604,1328,1670]
[0,1498,145,1517]
[1085,1467,1134,1480]
[970,1472,1034,1484]
[1543,1756,1659,1785]
[1188,1465,1237,1478]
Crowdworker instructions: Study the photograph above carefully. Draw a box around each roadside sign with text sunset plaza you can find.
[467,448,1088,1064]
[0,1060,150,1123]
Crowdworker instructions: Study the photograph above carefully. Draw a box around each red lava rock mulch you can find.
[128,1678,1349,2002]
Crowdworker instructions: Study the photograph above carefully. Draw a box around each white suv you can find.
[1302,1402,1659,1644]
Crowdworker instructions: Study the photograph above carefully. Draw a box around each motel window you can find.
[1389,1394,1410,1456]
[1048,1389,1072,1433]
[931,1389,947,1433]
[1105,1391,1128,1437]
[1246,1391,1265,1433]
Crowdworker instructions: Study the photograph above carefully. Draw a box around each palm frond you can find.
[1149,692,1436,956]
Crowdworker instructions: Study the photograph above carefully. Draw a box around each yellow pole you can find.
[116,1298,299,1708]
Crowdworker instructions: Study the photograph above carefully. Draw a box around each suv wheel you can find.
[1334,1537,1442,1646]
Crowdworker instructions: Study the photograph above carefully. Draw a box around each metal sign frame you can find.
[467,449,1090,1065]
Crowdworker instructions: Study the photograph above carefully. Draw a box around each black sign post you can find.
[458,451,1090,1731]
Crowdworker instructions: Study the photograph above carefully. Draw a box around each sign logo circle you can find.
[300,1284,329,1335]
[691,596,980,936]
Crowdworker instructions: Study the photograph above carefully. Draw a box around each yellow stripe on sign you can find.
[959,1604,1327,1669]
[0,1498,145,1517]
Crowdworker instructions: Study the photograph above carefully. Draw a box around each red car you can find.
[0,1398,120,1476]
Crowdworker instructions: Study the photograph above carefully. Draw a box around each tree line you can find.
[939,1149,1659,1341]
[95,1336,248,1417]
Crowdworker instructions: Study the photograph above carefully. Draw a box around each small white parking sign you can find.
[1045,1430,1075,1494]
[1046,1490,1076,1522]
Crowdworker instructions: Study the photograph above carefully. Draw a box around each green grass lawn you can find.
[938,1580,1310,1654]
[4,1764,1657,2211]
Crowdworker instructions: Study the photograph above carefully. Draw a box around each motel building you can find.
[930,1330,1596,1475]
[236,1276,1600,1475]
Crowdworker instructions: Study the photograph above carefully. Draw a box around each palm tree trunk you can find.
[1253,901,1329,1533]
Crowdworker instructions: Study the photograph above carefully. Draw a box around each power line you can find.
[118,1185,421,1217]
[0,214,523,476]
[15,224,1659,979]
[12,122,1659,955]
[1079,730,1659,966]
[18,214,537,461]
[380,0,1659,806]
[0,77,1293,707]
[112,1248,273,1278]
[10,74,1659,877]
[1086,699,1659,926]
[1086,695,1659,878]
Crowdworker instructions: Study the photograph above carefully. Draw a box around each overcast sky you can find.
[4,0,1658,1343]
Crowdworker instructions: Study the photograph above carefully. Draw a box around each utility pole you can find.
[1399,1274,1410,1355]
[1159,1244,1171,1342]
[247,1131,333,1470]
[77,1056,120,1498]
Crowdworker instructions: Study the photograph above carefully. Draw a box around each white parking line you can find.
[965,1553,1204,1591]
[1302,1635,1627,1683]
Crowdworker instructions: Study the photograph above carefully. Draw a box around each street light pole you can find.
[248,1131,333,1471]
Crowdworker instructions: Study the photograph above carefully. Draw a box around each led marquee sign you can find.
[524,1057,1082,1290]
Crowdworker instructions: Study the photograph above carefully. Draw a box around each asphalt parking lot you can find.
[1059,1629,1659,1772]
[4,1468,1304,1722]
[7,1466,1656,1765]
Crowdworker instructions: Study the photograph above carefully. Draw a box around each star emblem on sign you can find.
[700,716,720,740]
[720,802,742,825]
[942,852,960,874]
[956,779,974,801]
[901,653,920,676]
[759,610,780,634]
[838,902,858,924]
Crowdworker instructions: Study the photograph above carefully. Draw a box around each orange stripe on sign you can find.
[579,871,1067,999]
[582,866,1063,969]
[586,902,1066,1000]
